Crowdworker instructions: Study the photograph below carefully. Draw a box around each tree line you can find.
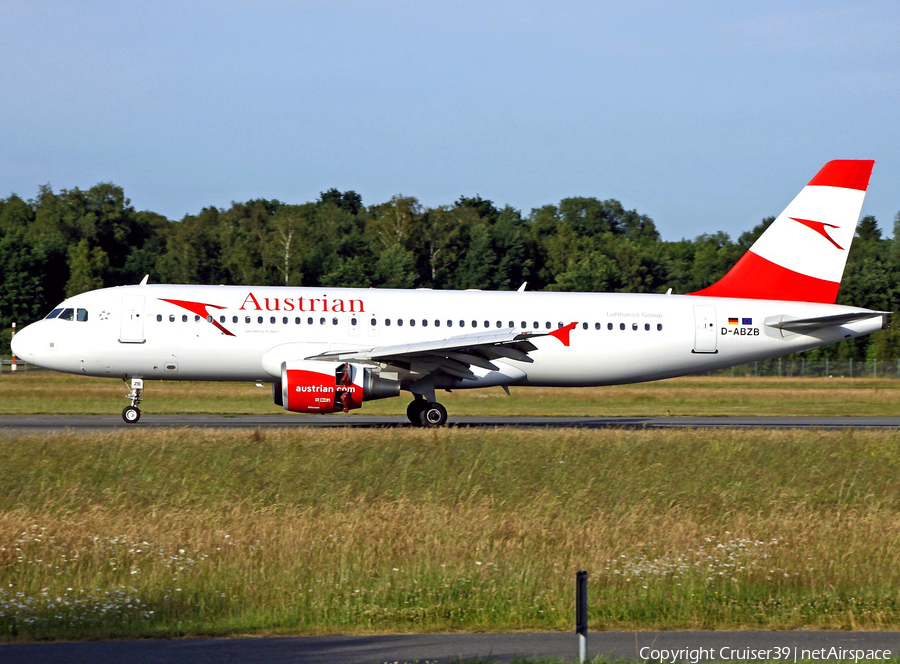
[2,182,899,359]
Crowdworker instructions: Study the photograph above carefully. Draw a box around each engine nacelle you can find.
[276,360,399,414]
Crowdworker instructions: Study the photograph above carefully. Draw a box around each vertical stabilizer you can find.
[689,160,874,303]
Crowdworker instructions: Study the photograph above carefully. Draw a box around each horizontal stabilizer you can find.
[765,311,888,332]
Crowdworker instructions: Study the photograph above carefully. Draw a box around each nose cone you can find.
[11,325,35,364]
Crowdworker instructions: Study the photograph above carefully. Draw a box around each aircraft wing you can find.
[306,323,576,381]
[765,311,888,332]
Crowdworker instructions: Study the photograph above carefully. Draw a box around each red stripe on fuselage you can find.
[687,251,840,303]
[159,298,235,336]
[807,160,874,191]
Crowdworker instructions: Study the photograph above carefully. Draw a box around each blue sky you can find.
[1,0,897,240]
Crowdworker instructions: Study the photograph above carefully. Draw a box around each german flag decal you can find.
[728,317,739,325]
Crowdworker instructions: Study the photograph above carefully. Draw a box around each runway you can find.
[1,630,898,663]
[3,413,900,433]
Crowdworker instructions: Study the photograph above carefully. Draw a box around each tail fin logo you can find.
[789,217,844,251]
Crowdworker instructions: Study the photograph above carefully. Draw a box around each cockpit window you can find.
[76,308,88,322]
[59,308,74,321]
[45,308,63,319]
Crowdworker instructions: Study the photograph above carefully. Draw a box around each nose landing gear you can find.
[406,396,448,427]
[122,378,144,423]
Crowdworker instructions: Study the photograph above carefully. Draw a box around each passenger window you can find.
[595,323,601,330]
[156,314,162,322]
[533,322,538,329]
[397,319,403,327]
[270,316,276,324]
[295,317,301,324]
[644,323,650,331]
[521,321,526,328]
[459,320,465,327]
[582,322,588,330]
[195,315,201,322]
[245,316,251,324]
[221,316,226,323]
[334,318,340,325]
[508,321,514,328]
[45,308,63,319]
[657,323,663,331]
[385,319,391,326]
[59,308,74,321]
[283,317,288,324]
[233,316,239,324]
[632,323,638,331]
[619,323,625,330]
[169,315,175,322]
[545,322,551,329]
[422,320,427,327]
[257,316,263,324]
[607,323,613,330]
[307,317,313,325]
[447,321,452,327]
[472,321,478,327]
[496,321,501,328]
[207,315,213,322]
[410,319,416,327]
[435,320,440,327]
[319,317,325,325]
[484,321,489,328]
[182,315,188,323]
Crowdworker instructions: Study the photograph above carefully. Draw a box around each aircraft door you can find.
[120,295,146,343]
[692,305,717,354]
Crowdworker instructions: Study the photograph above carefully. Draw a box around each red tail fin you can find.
[689,160,874,303]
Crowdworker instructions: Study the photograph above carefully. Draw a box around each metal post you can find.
[576,571,588,664]
[10,322,16,374]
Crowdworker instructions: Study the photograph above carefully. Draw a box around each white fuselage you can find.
[12,284,884,391]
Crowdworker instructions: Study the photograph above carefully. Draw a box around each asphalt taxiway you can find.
[1,630,898,663]
[3,413,900,434]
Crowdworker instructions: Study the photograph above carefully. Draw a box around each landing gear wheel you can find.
[419,402,448,428]
[407,399,428,426]
[122,406,141,423]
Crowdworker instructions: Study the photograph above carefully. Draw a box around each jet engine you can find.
[274,360,399,414]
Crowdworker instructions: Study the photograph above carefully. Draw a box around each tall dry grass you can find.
[2,427,900,640]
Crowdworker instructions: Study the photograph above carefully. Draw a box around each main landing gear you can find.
[122,378,144,423]
[406,396,448,427]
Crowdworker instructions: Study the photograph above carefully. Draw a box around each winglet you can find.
[548,322,578,346]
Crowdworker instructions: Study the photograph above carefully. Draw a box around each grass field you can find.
[3,371,900,416]
[2,426,900,641]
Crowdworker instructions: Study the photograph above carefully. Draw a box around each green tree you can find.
[66,239,108,296]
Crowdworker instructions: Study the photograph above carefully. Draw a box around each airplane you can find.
[11,160,885,426]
